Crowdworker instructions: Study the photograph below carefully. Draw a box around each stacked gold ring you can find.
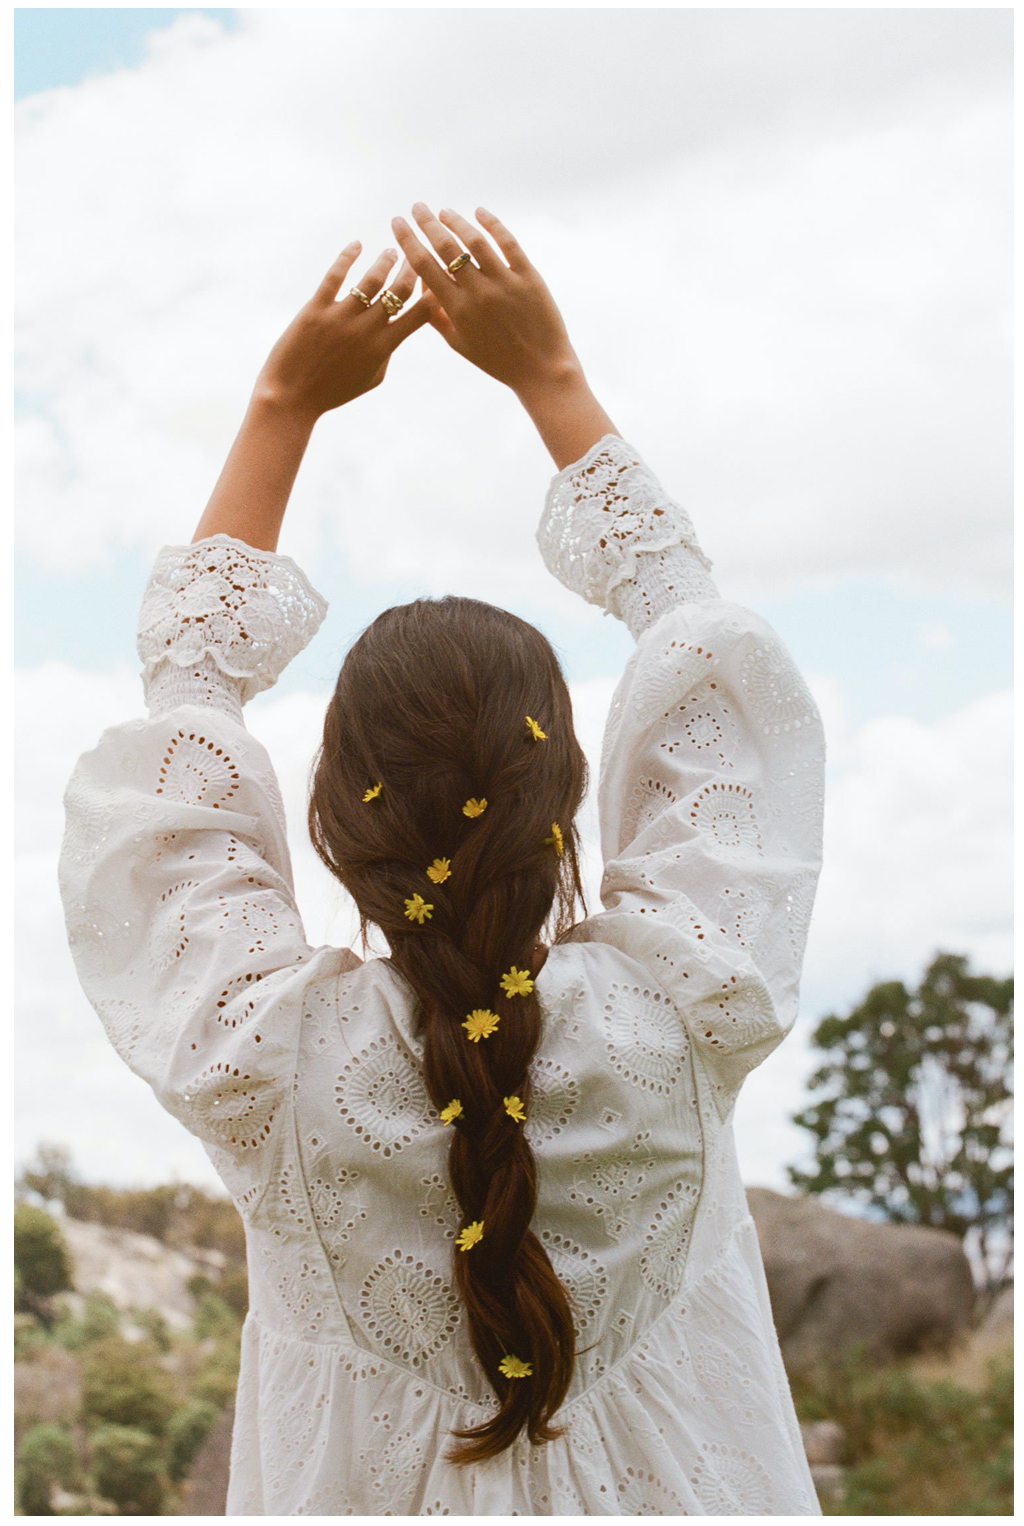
[379,288,405,315]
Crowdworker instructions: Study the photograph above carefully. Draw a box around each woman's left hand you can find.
[253,242,432,422]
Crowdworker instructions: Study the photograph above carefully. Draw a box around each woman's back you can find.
[60,433,825,1514]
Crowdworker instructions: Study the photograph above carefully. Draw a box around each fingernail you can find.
[385,248,397,259]
[439,207,452,217]
[412,201,428,214]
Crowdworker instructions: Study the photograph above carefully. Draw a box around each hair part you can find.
[308,595,589,1462]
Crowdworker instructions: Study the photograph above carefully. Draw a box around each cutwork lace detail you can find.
[138,533,327,710]
[537,434,718,637]
[57,436,825,1517]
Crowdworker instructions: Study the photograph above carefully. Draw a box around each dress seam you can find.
[242,1213,756,1419]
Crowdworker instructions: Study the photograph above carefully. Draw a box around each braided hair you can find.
[308,595,589,1462]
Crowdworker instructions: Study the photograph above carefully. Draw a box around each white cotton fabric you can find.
[59,434,826,1516]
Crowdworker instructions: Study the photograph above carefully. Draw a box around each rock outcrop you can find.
[55,1215,225,1330]
[747,1187,976,1371]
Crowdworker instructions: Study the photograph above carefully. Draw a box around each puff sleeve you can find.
[538,435,826,1115]
[57,535,346,1207]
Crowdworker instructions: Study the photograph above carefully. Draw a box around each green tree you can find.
[15,1422,78,1515]
[166,1399,218,1482]
[790,952,1013,1291]
[88,1424,169,1515]
[79,1337,176,1437]
[14,1204,74,1302]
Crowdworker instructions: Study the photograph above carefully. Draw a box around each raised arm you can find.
[391,202,620,469]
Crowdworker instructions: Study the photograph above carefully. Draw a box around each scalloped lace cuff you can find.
[536,434,718,637]
[137,534,328,710]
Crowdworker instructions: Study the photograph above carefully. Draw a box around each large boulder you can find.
[747,1188,976,1372]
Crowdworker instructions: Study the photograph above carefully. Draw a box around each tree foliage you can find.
[88,1423,169,1515]
[14,1204,74,1301]
[15,1422,77,1515]
[79,1336,177,1438]
[789,952,1013,1288]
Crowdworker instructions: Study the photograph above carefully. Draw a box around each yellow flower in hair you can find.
[525,715,547,742]
[503,1094,526,1124]
[500,966,534,999]
[362,782,383,802]
[426,857,452,884]
[545,822,564,857]
[462,797,487,818]
[463,1008,500,1042]
[456,1219,485,1252]
[499,1354,533,1379]
[403,893,433,924]
[440,1098,463,1126]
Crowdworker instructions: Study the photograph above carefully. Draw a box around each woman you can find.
[59,202,826,1515]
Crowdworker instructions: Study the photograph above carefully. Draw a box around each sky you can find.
[14,6,1012,1200]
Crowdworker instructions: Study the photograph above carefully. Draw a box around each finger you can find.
[338,246,400,313]
[410,201,483,280]
[474,206,534,274]
[312,240,364,306]
[380,285,439,351]
[436,206,507,274]
[391,215,459,303]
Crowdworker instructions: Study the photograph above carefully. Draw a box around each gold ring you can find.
[349,286,372,307]
[380,288,405,316]
[448,252,472,274]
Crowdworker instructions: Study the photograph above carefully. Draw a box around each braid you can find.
[309,596,589,1462]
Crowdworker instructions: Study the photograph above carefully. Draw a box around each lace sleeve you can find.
[540,437,826,1114]
[536,433,719,636]
[137,534,328,717]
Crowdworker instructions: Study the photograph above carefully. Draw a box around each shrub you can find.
[218,1265,249,1319]
[132,1305,172,1352]
[53,1291,121,1352]
[14,1204,73,1300]
[166,1398,218,1481]
[792,1344,1013,1515]
[192,1289,238,1342]
[79,1336,176,1437]
[15,1422,77,1515]
[14,1312,50,1362]
[88,1423,168,1515]
[192,1339,240,1408]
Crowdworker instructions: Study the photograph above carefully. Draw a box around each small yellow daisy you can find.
[462,1009,500,1042]
[456,1219,485,1253]
[439,1099,463,1126]
[525,715,547,742]
[462,797,487,818]
[545,822,564,857]
[403,893,433,924]
[426,857,452,884]
[500,966,534,999]
[362,782,383,802]
[498,1354,533,1379]
[503,1094,526,1123]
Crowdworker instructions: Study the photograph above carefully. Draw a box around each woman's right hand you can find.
[391,203,583,397]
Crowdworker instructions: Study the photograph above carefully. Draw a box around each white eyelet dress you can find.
[58,434,826,1515]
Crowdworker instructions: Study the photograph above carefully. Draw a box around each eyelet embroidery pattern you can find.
[357,1251,462,1367]
[156,728,242,808]
[602,981,691,1095]
[334,1035,433,1160]
[688,781,763,856]
[53,449,826,1515]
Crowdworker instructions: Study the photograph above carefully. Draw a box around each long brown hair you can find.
[308,595,589,1462]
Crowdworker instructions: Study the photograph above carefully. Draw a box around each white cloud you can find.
[15,658,1012,1193]
[15,8,1011,604]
